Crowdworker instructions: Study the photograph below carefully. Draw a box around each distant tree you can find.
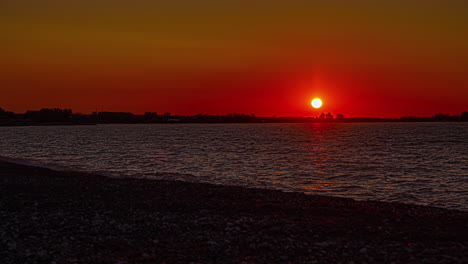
[97,112,136,123]
[25,111,40,121]
[461,111,468,121]
[326,112,334,119]
[434,113,450,121]
[0,107,14,119]
[38,108,73,122]
[144,112,158,120]
[336,114,344,119]
[319,113,325,119]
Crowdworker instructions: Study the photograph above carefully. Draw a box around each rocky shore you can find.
[1,160,467,263]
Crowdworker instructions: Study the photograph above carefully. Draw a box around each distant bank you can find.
[1,107,467,126]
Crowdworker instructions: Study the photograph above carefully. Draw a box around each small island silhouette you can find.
[0,107,467,126]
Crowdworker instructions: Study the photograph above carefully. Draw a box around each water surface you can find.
[1,123,466,210]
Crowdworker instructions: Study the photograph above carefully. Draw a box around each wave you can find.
[0,154,307,193]
[1,153,466,212]
[0,154,76,172]
[0,154,211,184]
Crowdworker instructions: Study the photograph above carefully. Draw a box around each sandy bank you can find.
[1,161,467,263]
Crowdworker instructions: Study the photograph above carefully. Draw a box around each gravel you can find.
[1,161,467,263]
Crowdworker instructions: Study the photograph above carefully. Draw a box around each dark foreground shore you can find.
[1,161,467,264]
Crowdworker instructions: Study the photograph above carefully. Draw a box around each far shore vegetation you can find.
[0,107,467,126]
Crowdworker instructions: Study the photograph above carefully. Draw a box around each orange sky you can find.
[1,1,467,117]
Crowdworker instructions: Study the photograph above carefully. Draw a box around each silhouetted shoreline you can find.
[1,160,467,263]
[1,107,467,126]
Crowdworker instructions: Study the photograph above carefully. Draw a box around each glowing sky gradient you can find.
[1,1,467,117]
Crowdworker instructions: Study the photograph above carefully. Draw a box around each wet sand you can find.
[1,160,467,263]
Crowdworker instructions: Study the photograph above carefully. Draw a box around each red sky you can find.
[1,1,467,117]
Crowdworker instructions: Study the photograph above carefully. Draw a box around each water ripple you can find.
[0,123,467,211]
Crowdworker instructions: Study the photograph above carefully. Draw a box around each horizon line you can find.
[2,107,467,120]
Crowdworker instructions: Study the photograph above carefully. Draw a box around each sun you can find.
[311,98,323,109]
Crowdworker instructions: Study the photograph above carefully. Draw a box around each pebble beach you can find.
[1,160,467,263]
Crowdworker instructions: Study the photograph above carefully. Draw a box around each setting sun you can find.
[311,98,323,109]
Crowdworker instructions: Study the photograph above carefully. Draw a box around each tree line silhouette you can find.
[0,107,467,126]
